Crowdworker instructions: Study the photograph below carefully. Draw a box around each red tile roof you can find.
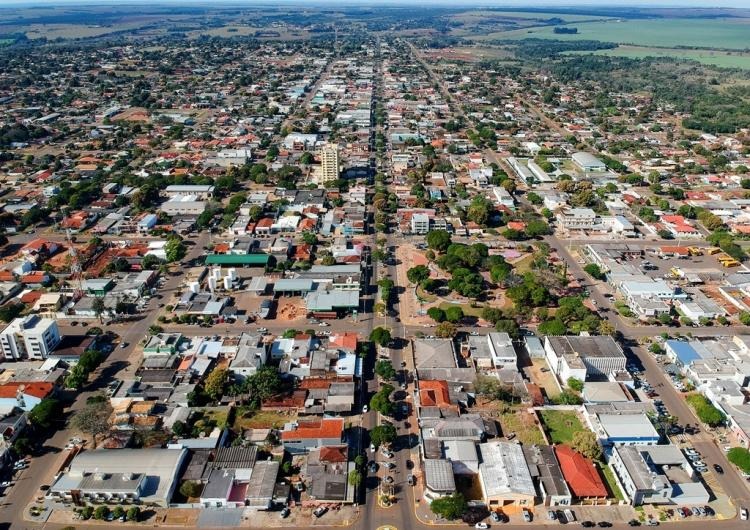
[554,445,607,498]
[0,382,54,400]
[328,332,358,352]
[419,380,452,408]
[319,445,348,463]
[280,418,344,441]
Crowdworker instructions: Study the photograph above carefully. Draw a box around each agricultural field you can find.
[472,17,750,50]
[187,25,312,40]
[568,45,750,70]
[22,19,167,40]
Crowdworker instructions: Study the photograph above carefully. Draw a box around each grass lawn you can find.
[438,302,484,318]
[233,407,296,430]
[601,464,625,501]
[416,285,438,303]
[510,253,534,273]
[501,409,546,445]
[539,410,584,444]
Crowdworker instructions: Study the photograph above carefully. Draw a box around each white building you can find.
[556,208,598,231]
[320,144,340,181]
[572,152,607,173]
[0,315,61,360]
[164,185,215,200]
[478,441,536,507]
[544,335,626,384]
[159,195,208,216]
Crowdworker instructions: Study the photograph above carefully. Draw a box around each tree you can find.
[370,384,395,416]
[427,307,446,323]
[435,321,457,338]
[112,506,125,519]
[172,420,188,437]
[165,237,186,263]
[527,191,543,205]
[444,306,464,323]
[94,506,110,520]
[69,402,112,444]
[28,398,62,430]
[567,377,584,392]
[426,229,452,253]
[375,360,397,380]
[126,507,141,522]
[369,423,397,447]
[583,263,605,280]
[92,296,106,324]
[301,231,317,245]
[0,303,23,323]
[430,493,468,520]
[467,196,493,226]
[598,320,616,336]
[525,219,551,237]
[180,480,203,499]
[686,394,726,427]
[370,327,392,347]
[407,265,430,285]
[348,469,363,488]
[204,368,229,401]
[571,430,602,461]
[740,312,750,326]
[538,318,567,336]
[448,268,483,298]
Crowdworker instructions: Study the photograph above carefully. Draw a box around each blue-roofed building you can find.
[665,340,701,366]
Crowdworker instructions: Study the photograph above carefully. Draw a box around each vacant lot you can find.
[539,409,583,444]
[475,17,750,50]
[501,408,546,445]
[233,407,296,430]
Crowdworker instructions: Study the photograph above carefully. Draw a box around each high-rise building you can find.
[0,315,61,360]
[320,144,340,181]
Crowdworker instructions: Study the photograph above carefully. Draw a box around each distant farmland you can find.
[568,45,750,70]
[474,17,750,50]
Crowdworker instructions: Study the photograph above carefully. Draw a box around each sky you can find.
[2,0,750,6]
[0,0,750,8]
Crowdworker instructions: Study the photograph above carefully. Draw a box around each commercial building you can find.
[478,441,536,507]
[424,458,456,501]
[610,444,709,506]
[0,315,61,360]
[544,335,626,384]
[164,185,215,200]
[48,448,187,507]
[572,152,607,173]
[587,412,660,448]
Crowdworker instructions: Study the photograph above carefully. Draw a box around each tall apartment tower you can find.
[320,144,340,181]
[0,315,61,360]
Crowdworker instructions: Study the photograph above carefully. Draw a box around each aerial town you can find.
[1,3,750,530]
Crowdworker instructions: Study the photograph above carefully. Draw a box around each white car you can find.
[0,481,12,488]
[475,524,489,529]
[741,508,748,521]
[362,405,369,413]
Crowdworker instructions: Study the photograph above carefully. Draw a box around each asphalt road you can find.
[0,233,211,530]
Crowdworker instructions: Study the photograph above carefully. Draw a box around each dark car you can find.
[367,461,378,474]
[313,506,327,518]
[598,522,612,528]
[714,464,724,474]
[628,520,641,527]
[581,522,595,528]
[704,506,715,516]
[406,459,414,469]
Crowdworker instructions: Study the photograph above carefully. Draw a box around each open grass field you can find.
[539,409,584,444]
[233,407,296,430]
[472,17,750,50]
[601,465,625,501]
[451,10,612,23]
[438,301,484,318]
[568,45,750,70]
[187,25,312,40]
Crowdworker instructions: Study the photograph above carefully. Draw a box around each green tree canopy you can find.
[370,423,397,447]
[430,493,468,520]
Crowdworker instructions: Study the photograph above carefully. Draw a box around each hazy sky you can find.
[3,0,750,6]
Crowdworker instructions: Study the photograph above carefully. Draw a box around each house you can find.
[280,418,344,454]
[229,333,267,380]
[302,445,355,504]
[478,441,536,507]
[610,444,709,506]
[424,458,456,501]
[554,445,607,500]
[47,448,188,507]
[0,381,55,411]
[523,444,572,507]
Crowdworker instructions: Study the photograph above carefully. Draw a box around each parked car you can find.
[598,523,612,528]
[522,510,532,523]
[280,507,290,518]
[407,474,415,486]
[119,342,128,349]
[741,508,748,521]
[0,481,12,488]
[628,520,641,527]
[691,507,701,517]
[548,511,557,520]
[704,506,715,516]
[362,405,369,413]
[383,462,395,470]
[313,507,328,518]
[491,512,501,523]
[581,522,595,528]
[646,518,659,526]
[714,464,724,474]
[368,462,378,473]
[475,524,488,530]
